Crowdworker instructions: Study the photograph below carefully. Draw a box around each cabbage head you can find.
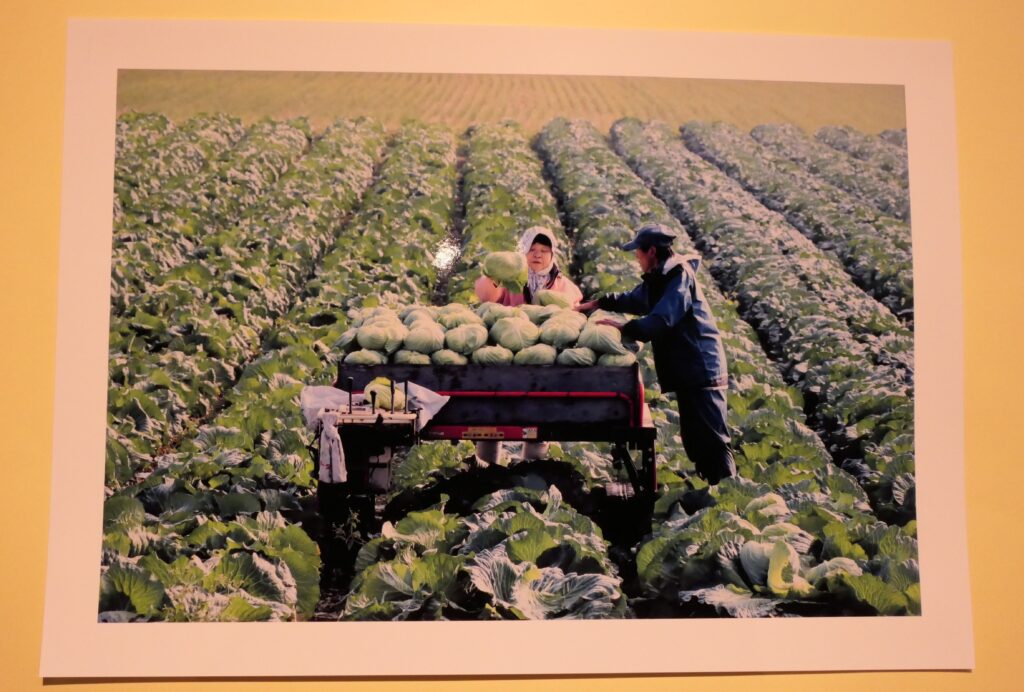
[766,541,813,597]
[438,302,472,317]
[578,325,628,355]
[482,251,527,292]
[804,558,863,588]
[334,327,359,351]
[556,347,596,366]
[739,540,773,589]
[394,349,432,365]
[431,349,468,365]
[401,306,436,327]
[479,303,527,327]
[357,320,408,354]
[489,317,540,352]
[404,323,445,354]
[597,352,636,367]
[519,304,560,325]
[535,290,573,308]
[344,349,387,365]
[445,323,489,355]
[539,318,583,349]
[550,309,587,330]
[513,343,557,365]
[437,306,484,330]
[471,345,514,365]
[365,376,406,411]
[362,306,400,324]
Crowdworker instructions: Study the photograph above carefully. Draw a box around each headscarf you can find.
[520,226,557,300]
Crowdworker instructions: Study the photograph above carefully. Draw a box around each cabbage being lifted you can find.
[482,251,527,292]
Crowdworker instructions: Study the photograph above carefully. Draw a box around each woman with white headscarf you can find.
[474,226,583,307]
[472,226,583,466]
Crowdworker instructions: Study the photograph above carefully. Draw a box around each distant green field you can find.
[117,71,906,135]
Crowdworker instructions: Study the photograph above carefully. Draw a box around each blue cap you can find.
[621,223,677,251]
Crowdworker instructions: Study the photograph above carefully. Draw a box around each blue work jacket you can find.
[598,255,727,390]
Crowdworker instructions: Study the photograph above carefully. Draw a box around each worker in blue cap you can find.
[577,222,736,485]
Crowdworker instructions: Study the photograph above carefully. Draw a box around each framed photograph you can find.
[41,19,971,677]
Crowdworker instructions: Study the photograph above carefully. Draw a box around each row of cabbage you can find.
[536,117,918,616]
[817,125,909,183]
[113,112,175,222]
[111,118,311,315]
[343,485,626,619]
[610,119,916,531]
[447,121,568,302]
[681,121,914,323]
[749,123,909,222]
[100,280,357,622]
[106,118,387,485]
[113,111,247,225]
[100,119,466,621]
[310,121,459,312]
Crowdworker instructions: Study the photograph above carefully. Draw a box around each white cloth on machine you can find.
[300,387,355,483]
[299,388,352,481]
[316,410,347,483]
[299,383,450,484]
[402,380,450,428]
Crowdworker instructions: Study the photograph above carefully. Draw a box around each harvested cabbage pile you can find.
[335,303,635,367]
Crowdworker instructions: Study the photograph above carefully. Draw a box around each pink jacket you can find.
[474,271,584,307]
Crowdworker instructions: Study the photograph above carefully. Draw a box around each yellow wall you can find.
[2,1,1020,690]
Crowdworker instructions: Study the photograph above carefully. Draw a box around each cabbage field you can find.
[100,112,918,622]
